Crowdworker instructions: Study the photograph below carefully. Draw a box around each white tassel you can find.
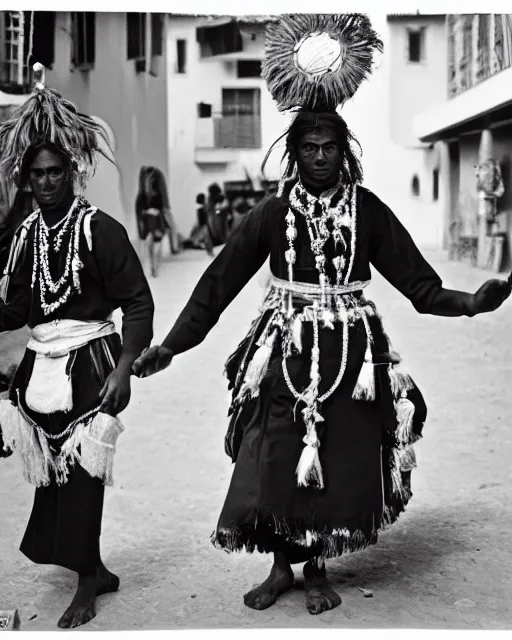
[290,315,303,353]
[79,412,124,487]
[398,443,417,472]
[0,400,52,486]
[389,365,413,399]
[395,393,415,445]
[352,340,375,401]
[296,440,324,489]
[296,416,324,489]
[240,329,277,398]
[391,449,407,498]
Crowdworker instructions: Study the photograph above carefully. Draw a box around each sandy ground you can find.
[1,247,512,631]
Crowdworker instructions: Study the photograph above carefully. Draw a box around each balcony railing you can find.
[196,113,262,149]
[448,14,512,98]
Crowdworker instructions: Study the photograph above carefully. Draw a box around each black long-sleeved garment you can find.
[0,204,154,358]
[163,186,474,355]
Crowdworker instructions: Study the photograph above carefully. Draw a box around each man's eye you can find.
[303,145,315,153]
[324,145,336,153]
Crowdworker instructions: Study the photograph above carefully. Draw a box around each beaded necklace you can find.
[281,178,358,488]
[31,196,90,316]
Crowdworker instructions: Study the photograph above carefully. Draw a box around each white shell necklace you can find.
[31,196,90,316]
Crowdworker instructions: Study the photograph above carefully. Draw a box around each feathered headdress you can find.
[0,63,113,189]
[262,14,383,113]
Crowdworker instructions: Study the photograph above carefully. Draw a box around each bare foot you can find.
[57,566,119,629]
[244,563,294,611]
[303,561,341,615]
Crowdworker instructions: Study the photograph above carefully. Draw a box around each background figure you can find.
[136,166,179,278]
[206,183,230,246]
[194,193,214,256]
[0,189,35,275]
[228,196,250,239]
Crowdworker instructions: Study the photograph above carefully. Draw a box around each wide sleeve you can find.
[162,197,274,355]
[0,239,32,331]
[368,191,475,316]
[91,213,154,358]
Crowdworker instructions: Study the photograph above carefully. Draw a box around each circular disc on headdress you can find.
[262,14,383,113]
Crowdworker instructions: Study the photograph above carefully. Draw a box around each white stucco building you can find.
[0,11,449,249]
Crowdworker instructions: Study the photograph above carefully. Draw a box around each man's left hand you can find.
[99,368,131,417]
[472,279,512,315]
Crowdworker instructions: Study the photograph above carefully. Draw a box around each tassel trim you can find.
[352,311,375,401]
[0,398,123,487]
[211,488,411,559]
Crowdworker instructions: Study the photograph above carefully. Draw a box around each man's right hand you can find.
[132,345,174,378]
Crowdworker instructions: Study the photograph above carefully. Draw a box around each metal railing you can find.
[196,113,262,149]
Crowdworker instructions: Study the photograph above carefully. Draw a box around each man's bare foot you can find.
[57,565,119,629]
[244,561,294,611]
[303,560,341,615]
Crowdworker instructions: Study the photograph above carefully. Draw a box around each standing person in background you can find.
[207,183,231,246]
[153,166,181,257]
[195,193,214,257]
[135,166,171,278]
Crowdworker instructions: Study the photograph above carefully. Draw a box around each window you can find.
[198,102,212,118]
[149,13,163,76]
[151,13,163,57]
[433,168,439,201]
[0,11,55,91]
[218,88,261,148]
[176,39,187,73]
[408,29,425,63]
[411,174,420,197]
[237,60,262,78]
[127,12,146,71]
[71,12,96,69]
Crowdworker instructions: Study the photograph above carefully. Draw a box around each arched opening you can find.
[411,174,420,197]
[433,168,439,201]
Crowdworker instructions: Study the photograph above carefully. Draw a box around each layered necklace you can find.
[282,178,358,488]
[31,196,90,316]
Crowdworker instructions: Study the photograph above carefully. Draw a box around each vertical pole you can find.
[477,128,494,268]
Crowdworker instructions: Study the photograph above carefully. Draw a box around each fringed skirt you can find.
[212,310,425,560]
[7,333,121,573]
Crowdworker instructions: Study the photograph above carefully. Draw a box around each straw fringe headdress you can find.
[0,63,113,189]
[262,14,383,113]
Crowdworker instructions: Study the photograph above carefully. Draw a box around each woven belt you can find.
[269,275,370,298]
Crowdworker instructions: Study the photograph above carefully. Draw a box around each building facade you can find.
[414,14,512,271]
[0,12,291,240]
[380,13,448,249]
[167,15,288,235]
[0,11,171,241]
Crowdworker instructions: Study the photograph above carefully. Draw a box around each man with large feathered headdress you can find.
[133,15,510,615]
[0,64,154,628]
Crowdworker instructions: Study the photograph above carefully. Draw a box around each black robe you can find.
[161,186,473,559]
[0,199,154,573]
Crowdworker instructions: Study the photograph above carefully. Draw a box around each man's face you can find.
[28,148,69,209]
[296,129,341,191]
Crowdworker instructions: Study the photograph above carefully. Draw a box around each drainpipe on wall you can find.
[438,141,451,251]
[476,128,493,268]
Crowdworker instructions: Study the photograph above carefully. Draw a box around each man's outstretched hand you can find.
[132,345,174,378]
[471,279,512,316]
